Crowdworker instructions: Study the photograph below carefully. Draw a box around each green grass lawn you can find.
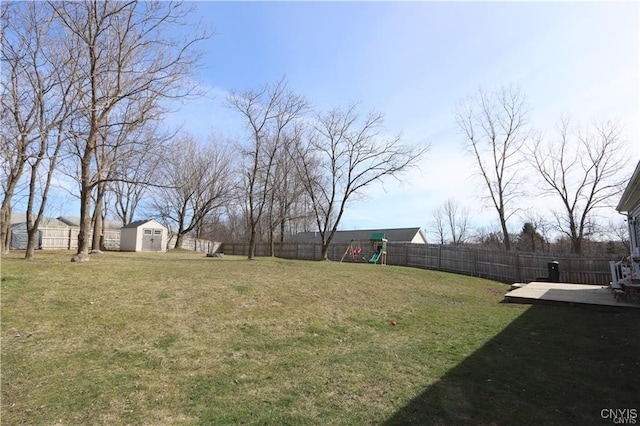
[1,250,638,425]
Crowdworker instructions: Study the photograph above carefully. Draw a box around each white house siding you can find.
[629,205,640,258]
[410,232,428,244]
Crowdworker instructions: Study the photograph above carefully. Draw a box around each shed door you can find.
[141,228,162,251]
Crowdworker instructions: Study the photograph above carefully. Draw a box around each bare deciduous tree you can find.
[264,127,313,254]
[528,118,630,254]
[607,217,630,251]
[49,0,207,261]
[0,2,26,254]
[111,130,166,226]
[0,2,76,258]
[296,104,428,260]
[228,78,310,259]
[429,206,446,245]
[152,134,234,249]
[88,105,172,251]
[472,225,506,251]
[430,198,471,246]
[455,86,530,251]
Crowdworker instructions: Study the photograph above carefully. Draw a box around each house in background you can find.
[9,213,68,250]
[287,227,428,245]
[120,219,168,252]
[617,160,640,260]
[57,216,123,230]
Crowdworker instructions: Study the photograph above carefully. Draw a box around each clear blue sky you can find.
[38,1,637,236]
[170,1,638,235]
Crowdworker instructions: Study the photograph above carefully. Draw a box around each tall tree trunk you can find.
[268,229,275,257]
[24,126,65,259]
[174,232,184,249]
[77,182,92,257]
[572,237,583,255]
[0,203,12,253]
[24,161,40,259]
[321,242,330,261]
[91,204,103,251]
[569,218,582,255]
[0,164,23,253]
[76,136,95,259]
[25,222,39,259]
[91,184,105,251]
[500,219,511,251]
[248,228,256,260]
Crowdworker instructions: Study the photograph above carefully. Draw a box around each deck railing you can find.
[609,260,640,303]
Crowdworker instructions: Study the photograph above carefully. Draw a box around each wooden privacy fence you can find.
[221,241,617,286]
[36,228,218,253]
[40,227,120,250]
[167,235,221,254]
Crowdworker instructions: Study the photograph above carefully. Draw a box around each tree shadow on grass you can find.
[385,304,640,425]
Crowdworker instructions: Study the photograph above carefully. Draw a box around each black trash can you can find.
[548,261,560,282]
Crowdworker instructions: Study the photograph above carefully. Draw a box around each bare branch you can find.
[227,77,310,259]
[526,118,629,254]
[46,0,209,258]
[296,104,429,259]
[454,85,530,250]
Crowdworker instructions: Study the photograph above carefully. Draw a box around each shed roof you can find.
[287,227,427,244]
[121,219,166,229]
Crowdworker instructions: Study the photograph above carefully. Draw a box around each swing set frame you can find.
[340,240,364,262]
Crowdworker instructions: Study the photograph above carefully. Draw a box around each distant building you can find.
[9,214,68,250]
[57,216,123,230]
[287,227,427,245]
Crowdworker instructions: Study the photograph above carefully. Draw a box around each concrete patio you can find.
[504,282,640,312]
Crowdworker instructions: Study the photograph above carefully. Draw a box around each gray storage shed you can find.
[120,219,168,252]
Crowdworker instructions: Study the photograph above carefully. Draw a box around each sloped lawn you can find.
[1,250,637,425]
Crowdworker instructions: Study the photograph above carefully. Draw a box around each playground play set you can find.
[340,233,388,265]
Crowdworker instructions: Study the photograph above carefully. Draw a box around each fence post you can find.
[473,249,478,277]
[404,244,409,266]
[514,253,521,283]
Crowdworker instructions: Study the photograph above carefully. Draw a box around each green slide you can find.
[369,250,381,264]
